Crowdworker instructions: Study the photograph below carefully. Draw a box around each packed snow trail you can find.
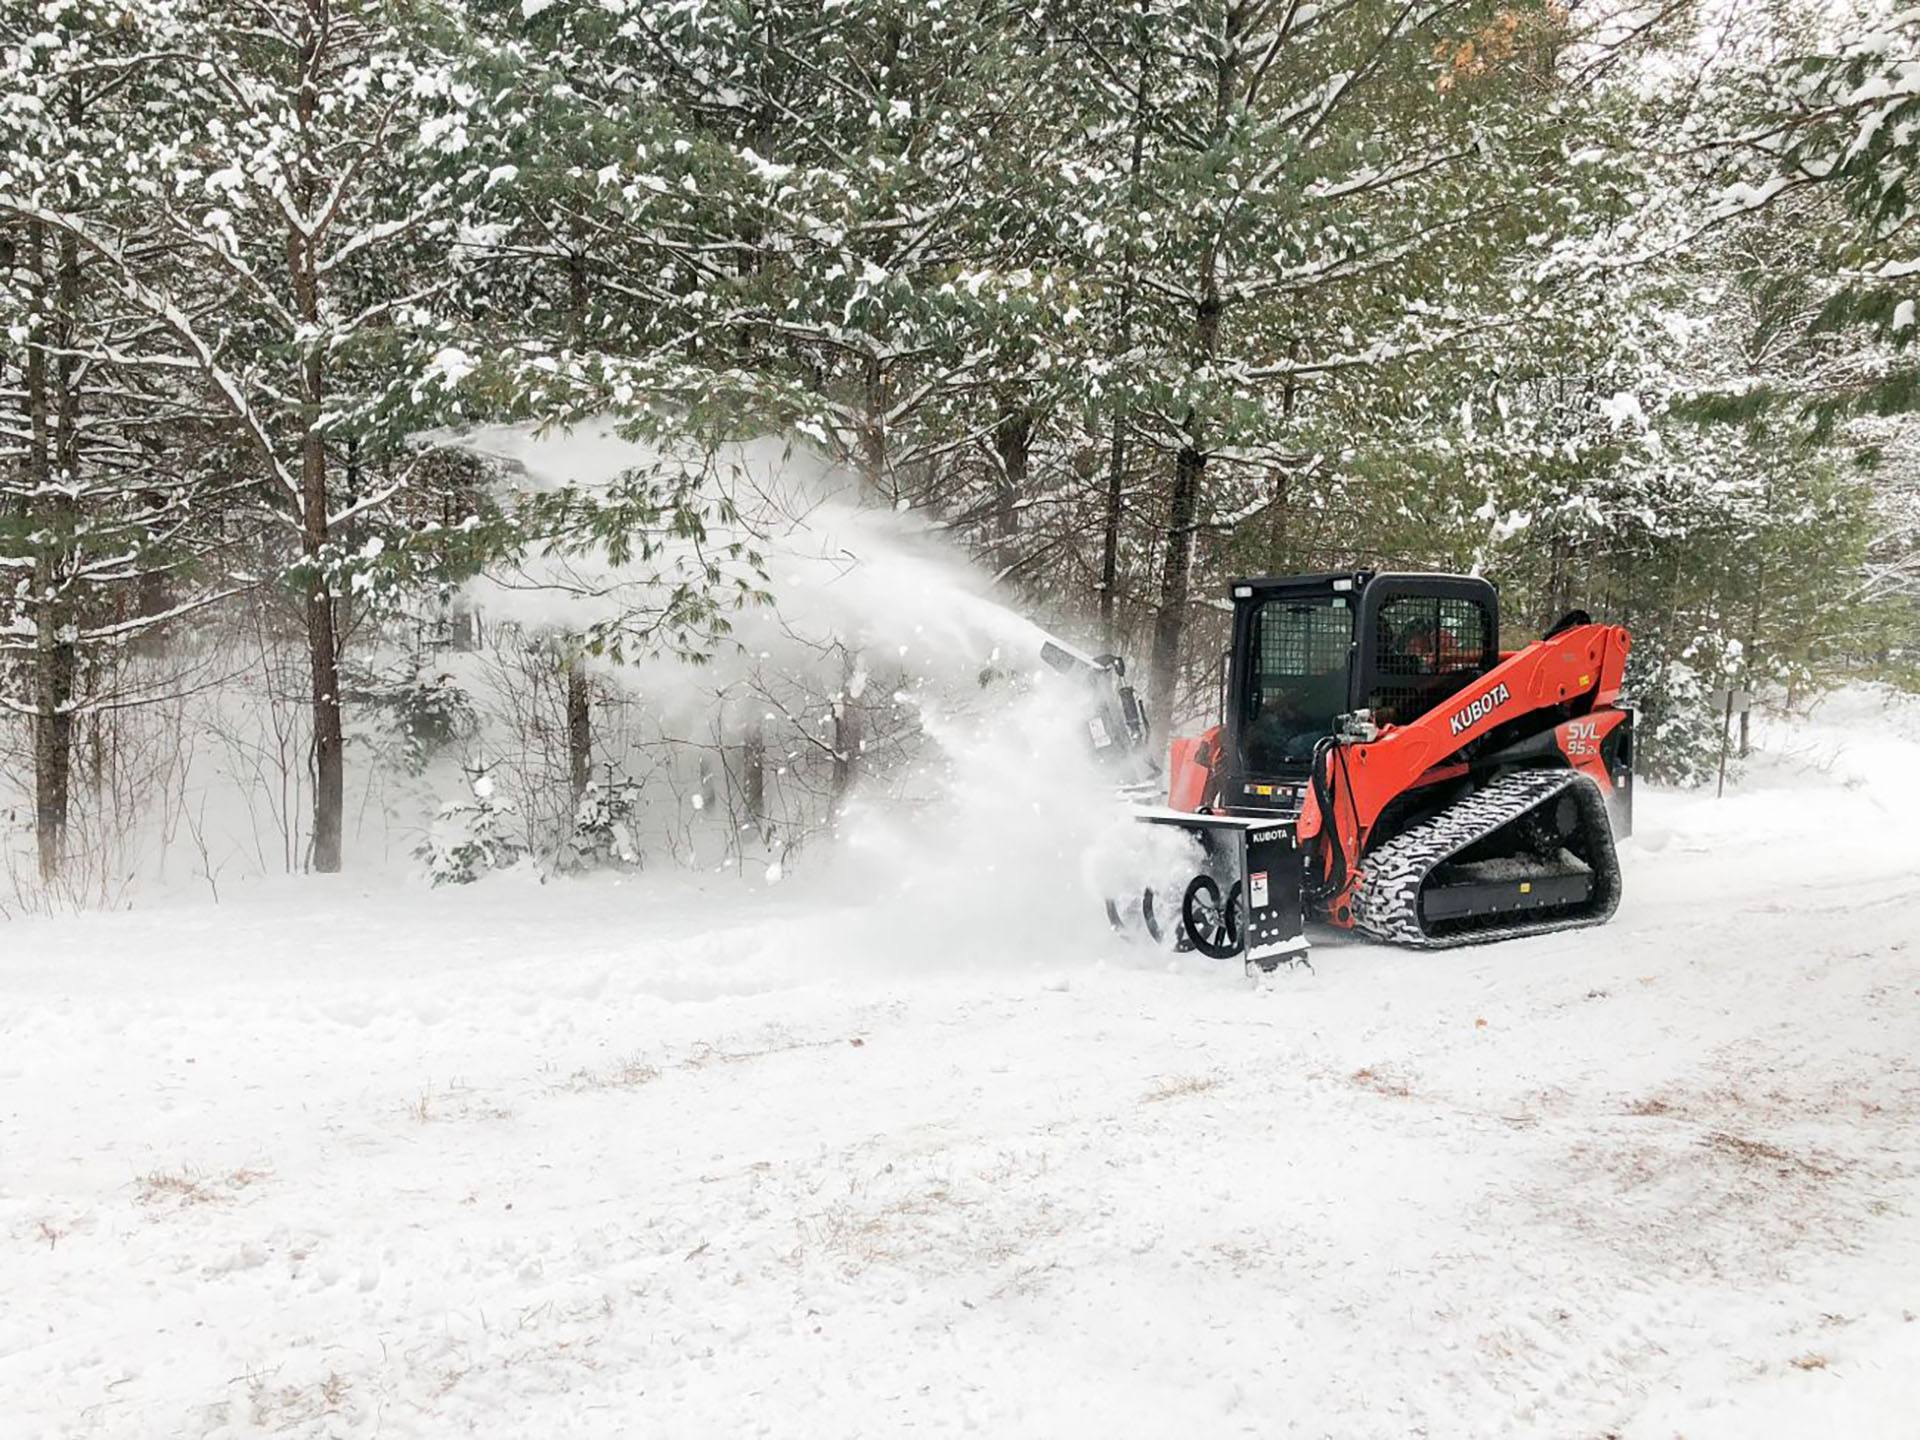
[4,691,1919,1438]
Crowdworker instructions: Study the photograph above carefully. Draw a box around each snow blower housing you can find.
[1125,570,1634,966]
[1037,633,1312,969]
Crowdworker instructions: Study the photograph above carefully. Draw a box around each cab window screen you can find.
[1374,596,1492,675]
[1366,594,1494,724]
[1243,596,1352,771]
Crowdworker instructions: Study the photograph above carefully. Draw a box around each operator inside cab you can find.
[1367,607,1485,724]
[1246,691,1317,768]
[1245,653,1349,768]
[1368,614,1439,725]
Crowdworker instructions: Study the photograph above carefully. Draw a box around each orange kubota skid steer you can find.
[1113,570,1634,967]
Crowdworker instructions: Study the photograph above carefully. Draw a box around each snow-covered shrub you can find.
[552,774,646,874]
[360,664,479,773]
[1625,643,1738,788]
[417,770,526,885]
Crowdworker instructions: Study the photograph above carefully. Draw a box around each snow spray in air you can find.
[442,418,1189,962]
[825,680,1203,969]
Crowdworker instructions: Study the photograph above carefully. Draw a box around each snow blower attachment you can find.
[1125,570,1633,966]
[1039,633,1310,969]
[1116,810,1309,968]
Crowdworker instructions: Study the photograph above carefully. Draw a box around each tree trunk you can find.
[1099,0,1154,647]
[1145,7,1239,740]
[301,402,344,874]
[1099,423,1128,647]
[565,657,592,799]
[24,223,51,860]
[295,11,345,875]
[991,404,1031,571]
[24,218,79,882]
[32,612,75,882]
[1148,439,1205,739]
[135,487,174,651]
[25,208,83,881]
[831,651,862,819]
[1264,338,1301,569]
[859,354,887,495]
[293,11,343,873]
[1740,485,1770,762]
[1147,274,1222,739]
[1539,530,1573,632]
[741,718,766,833]
[1265,470,1291,570]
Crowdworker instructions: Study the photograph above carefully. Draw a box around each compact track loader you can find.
[1106,570,1635,968]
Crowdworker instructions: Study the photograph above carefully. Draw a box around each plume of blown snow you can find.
[437,418,1188,966]
[820,678,1205,968]
[444,420,1068,706]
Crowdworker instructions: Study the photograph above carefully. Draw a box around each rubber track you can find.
[1347,768,1622,949]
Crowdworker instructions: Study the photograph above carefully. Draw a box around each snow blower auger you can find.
[1159,571,1635,959]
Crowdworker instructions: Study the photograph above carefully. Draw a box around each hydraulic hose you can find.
[1304,736,1352,904]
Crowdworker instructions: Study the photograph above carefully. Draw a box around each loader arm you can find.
[1297,621,1632,877]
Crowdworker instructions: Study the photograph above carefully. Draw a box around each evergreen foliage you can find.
[4,0,1916,886]
[417,767,525,885]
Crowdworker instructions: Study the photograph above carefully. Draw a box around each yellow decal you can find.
[1519,882,1532,894]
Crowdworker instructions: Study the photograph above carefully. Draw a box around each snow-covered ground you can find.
[5,690,1919,1438]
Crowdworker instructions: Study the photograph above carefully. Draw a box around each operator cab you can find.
[1223,571,1499,811]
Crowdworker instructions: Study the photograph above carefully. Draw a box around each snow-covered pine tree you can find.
[1695,2,1920,663]
[0,0,246,881]
[443,1,1085,817]
[1025,0,1664,731]
[3,0,497,873]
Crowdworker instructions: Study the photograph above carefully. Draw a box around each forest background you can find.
[3,0,1916,902]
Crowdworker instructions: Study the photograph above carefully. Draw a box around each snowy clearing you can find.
[5,692,1919,1439]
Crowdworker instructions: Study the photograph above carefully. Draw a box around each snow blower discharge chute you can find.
[1067,571,1634,970]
